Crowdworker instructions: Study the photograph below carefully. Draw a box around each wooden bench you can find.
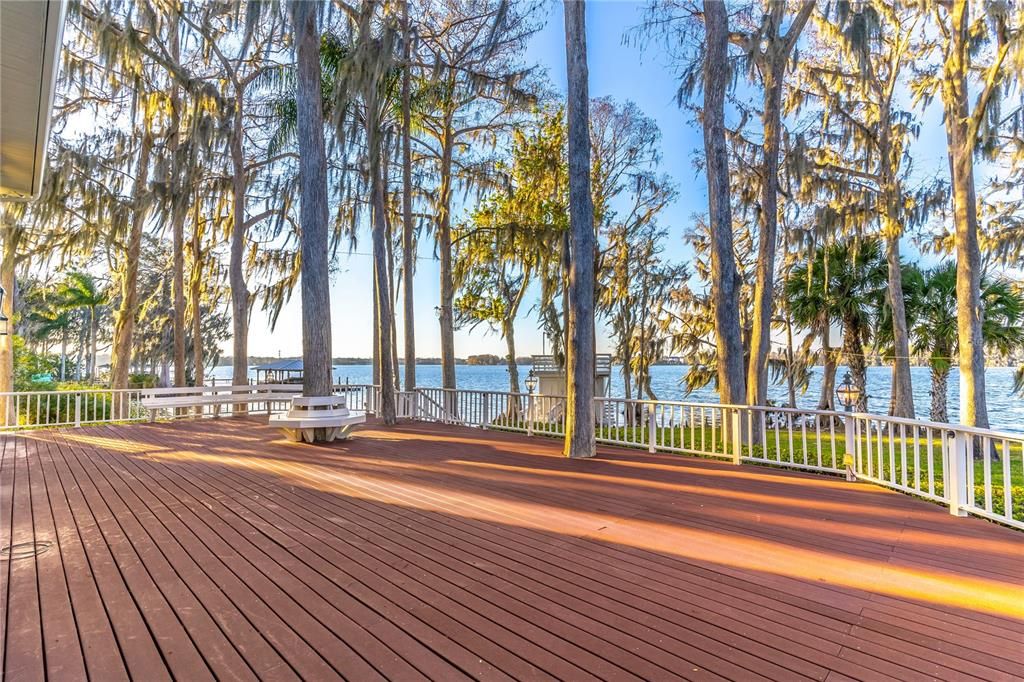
[269,395,366,443]
[141,384,302,422]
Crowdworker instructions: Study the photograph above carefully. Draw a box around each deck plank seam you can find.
[180,425,917,679]
[115,425,611,682]
[49,429,213,681]
[222,430,1007,679]
[98,423,448,682]
[84,425,378,682]
[59,427,273,681]
[163,440,729,679]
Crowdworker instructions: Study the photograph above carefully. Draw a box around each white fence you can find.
[1,385,1020,530]
[407,388,1022,531]
[0,383,385,430]
[0,389,149,429]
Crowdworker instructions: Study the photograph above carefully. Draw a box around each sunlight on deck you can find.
[97,424,1024,621]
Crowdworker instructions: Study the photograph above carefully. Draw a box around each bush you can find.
[11,336,60,391]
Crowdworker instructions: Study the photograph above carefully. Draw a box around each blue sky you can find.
[245,0,708,358]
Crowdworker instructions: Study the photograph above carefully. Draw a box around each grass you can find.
[492,416,1024,524]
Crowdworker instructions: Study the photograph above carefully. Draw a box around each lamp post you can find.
[836,371,860,412]
[523,368,537,436]
[836,371,860,482]
[524,368,537,395]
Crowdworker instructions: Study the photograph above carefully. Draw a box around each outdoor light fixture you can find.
[836,371,860,411]
[525,368,538,394]
[434,305,442,320]
[0,287,8,336]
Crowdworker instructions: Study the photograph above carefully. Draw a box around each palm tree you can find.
[29,307,74,381]
[785,239,887,413]
[911,263,1024,423]
[59,273,108,382]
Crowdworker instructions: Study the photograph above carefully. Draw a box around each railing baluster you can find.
[799,417,807,466]
[927,428,935,496]
[0,386,1019,529]
[900,423,908,488]
[868,419,876,477]
[773,413,781,462]
[1001,439,1011,521]
[814,419,822,469]
[983,436,993,513]
[966,436,976,508]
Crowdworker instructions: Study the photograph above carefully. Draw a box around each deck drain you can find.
[1,541,53,561]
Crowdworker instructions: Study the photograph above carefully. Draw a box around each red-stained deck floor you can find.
[1,417,1022,681]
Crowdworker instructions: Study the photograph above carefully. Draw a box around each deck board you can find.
[2,417,1022,681]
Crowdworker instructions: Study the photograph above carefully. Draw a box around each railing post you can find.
[647,405,656,453]
[730,408,742,465]
[843,413,857,481]
[526,394,535,437]
[946,431,970,517]
[74,394,82,428]
[482,393,490,430]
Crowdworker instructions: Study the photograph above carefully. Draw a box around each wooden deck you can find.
[2,418,1022,681]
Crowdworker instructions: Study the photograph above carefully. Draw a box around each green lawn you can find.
[493,418,1024,524]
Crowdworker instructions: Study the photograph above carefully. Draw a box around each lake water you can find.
[210,363,1024,433]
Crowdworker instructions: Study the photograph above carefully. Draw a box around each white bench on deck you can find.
[269,395,366,443]
[141,384,302,422]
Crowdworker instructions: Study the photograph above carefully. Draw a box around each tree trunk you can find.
[842,316,868,413]
[746,67,784,410]
[622,338,633,403]
[930,365,949,423]
[401,0,416,392]
[110,121,154,396]
[816,324,836,411]
[365,91,397,425]
[371,153,397,424]
[503,318,520,394]
[562,0,596,459]
[229,91,250,388]
[294,0,334,407]
[785,315,796,409]
[884,239,914,419]
[89,307,98,382]
[190,211,205,387]
[942,0,988,428]
[0,229,18,423]
[372,259,380,386]
[384,183,400,389]
[60,330,67,381]
[168,13,187,389]
[438,120,457,393]
[702,0,746,407]
[75,320,84,380]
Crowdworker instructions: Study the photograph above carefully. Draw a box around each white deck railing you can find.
[0,389,150,429]
[1,385,1019,530]
[405,388,1022,531]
